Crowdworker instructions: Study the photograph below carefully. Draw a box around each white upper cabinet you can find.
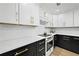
[39,9,44,17]
[52,15,59,27]
[58,14,65,27]
[63,11,74,27]
[0,3,18,24]
[52,12,74,27]
[39,9,48,26]
[52,14,65,27]
[45,13,53,27]
[74,9,79,26]
[39,8,48,19]
[39,8,54,27]
[19,3,39,26]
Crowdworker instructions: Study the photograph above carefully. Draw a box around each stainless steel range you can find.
[45,35,54,56]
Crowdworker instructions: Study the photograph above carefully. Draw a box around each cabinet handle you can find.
[30,16,34,24]
[63,39,69,40]
[15,49,28,56]
[39,48,44,52]
[64,37,70,39]
[16,12,18,21]
[74,38,79,40]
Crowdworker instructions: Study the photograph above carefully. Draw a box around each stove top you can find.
[38,34,51,37]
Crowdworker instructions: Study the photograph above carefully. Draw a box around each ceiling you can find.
[38,3,79,15]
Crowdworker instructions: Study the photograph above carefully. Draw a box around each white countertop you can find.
[0,36,45,54]
[55,33,79,37]
[0,33,79,54]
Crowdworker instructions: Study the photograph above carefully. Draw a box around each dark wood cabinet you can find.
[54,35,61,47]
[37,39,45,56]
[0,50,16,56]
[0,42,37,56]
[69,36,79,54]
[58,36,71,47]
[54,34,79,54]
[15,42,37,56]
[0,39,45,56]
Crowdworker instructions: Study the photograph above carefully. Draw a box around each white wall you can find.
[1,24,79,42]
[54,27,79,35]
[0,24,50,41]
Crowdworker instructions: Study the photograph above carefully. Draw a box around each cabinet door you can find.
[45,13,53,27]
[37,39,45,56]
[52,15,59,27]
[58,14,65,27]
[63,11,74,27]
[0,3,18,24]
[49,14,53,27]
[39,9,49,26]
[74,9,79,26]
[19,42,37,56]
[39,8,48,18]
[53,14,65,27]
[19,3,39,25]
[57,35,72,50]
[71,37,79,53]
[39,8,44,18]
[32,4,40,25]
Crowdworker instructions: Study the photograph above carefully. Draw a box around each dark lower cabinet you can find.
[54,35,60,47]
[0,39,45,56]
[15,42,37,56]
[0,50,16,56]
[69,36,79,54]
[54,34,79,54]
[0,42,37,56]
[37,39,45,56]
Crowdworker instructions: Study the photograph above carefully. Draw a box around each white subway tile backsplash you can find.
[0,24,50,41]
[54,27,79,36]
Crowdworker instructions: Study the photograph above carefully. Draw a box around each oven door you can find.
[47,39,53,51]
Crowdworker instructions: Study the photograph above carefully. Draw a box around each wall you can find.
[54,27,79,35]
[1,23,79,42]
[0,24,50,41]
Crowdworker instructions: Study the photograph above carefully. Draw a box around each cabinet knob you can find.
[30,16,34,24]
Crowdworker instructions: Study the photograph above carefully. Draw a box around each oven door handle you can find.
[47,39,53,43]
[15,48,28,56]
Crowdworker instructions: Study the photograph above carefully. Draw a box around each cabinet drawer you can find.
[15,43,37,56]
[37,39,45,56]
[0,42,37,56]
[38,44,45,52]
[0,50,16,56]
[57,36,70,45]
[38,41,45,45]
[38,39,45,46]
[37,49,45,56]
[73,37,79,40]
[63,36,71,40]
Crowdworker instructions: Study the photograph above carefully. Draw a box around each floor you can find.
[50,47,79,56]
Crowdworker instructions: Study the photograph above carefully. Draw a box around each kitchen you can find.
[0,3,79,56]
